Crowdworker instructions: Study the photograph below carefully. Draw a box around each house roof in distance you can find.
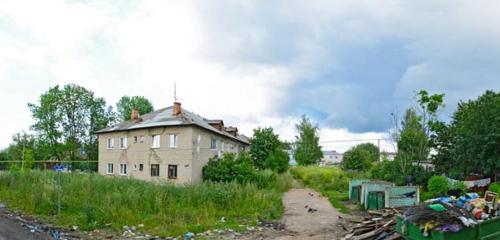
[96,106,249,145]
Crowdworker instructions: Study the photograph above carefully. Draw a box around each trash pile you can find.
[402,191,499,236]
[342,209,403,240]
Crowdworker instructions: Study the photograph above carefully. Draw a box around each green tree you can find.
[116,95,154,121]
[395,108,429,175]
[249,127,288,172]
[341,143,379,171]
[294,115,323,165]
[28,84,114,170]
[446,90,500,175]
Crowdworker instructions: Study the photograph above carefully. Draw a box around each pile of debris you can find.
[342,209,402,240]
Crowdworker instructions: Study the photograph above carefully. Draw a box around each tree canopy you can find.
[294,115,323,165]
[433,90,500,175]
[342,143,379,171]
[249,127,289,172]
[28,84,114,169]
[116,95,154,121]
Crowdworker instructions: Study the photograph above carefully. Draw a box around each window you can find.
[168,134,177,148]
[139,136,144,143]
[151,164,160,177]
[120,137,128,149]
[168,165,178,179]
[107,138,114,149]
[134,136,138,143]
[197,135,201,153]
[151,135,160,148]
[139,164,144,171]
[107,163,113,174]
[221,142,225,151]
[133,164,138,171]
[119,163,127,175]
[210,137,217,150]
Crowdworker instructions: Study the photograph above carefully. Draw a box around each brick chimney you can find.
[131,108,140,121]
[173,102,182,115]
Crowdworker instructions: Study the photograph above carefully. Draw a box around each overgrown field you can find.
[290,166,366,213]
[0,170,292,237]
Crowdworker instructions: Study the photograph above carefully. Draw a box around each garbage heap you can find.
[402,192,499,236]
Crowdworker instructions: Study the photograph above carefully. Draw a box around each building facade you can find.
[320,150,343,166]
[97,102,249,183]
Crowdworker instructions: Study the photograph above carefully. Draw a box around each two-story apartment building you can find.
[96,102,250,183]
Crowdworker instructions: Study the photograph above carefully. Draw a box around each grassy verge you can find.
[0,170,292,237]
[290,166,366,214]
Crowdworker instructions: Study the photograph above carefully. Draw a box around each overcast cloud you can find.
[1,0,499,152]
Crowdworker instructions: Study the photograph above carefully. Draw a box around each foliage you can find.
[370,160,403,184]
[395,108,429,175]
[451,181,467,193]
[116,95,154,121]
[202,152,255,184]
[427,175,449,197]
[437,90,500,175]
[249,127,288,172]
[0,170,286,237]
[264,148,289,173]
[341,143,379,171]
[28,84,114,169]
[489,183,500,195]
[294,115,323,165]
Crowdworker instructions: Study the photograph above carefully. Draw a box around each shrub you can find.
[489,183,500,194]
[427,175,449,197]
[264,148,289,173]
[202,152,255,183]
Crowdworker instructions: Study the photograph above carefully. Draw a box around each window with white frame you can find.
[119,163,127,175]
[210,137,217,150]
[168,134,177,148]
[107,138,114,149]
[107,163,113,174]
[151,135,160,148]
[139,136,144,143]
[119,137,127,149]
[221,142,225,151]
[197,135,201,153]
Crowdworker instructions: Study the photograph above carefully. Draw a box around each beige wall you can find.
[98,125,248,184]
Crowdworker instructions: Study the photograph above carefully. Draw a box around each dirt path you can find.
[234,188,348,240]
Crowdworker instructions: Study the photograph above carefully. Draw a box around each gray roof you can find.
[323,150,342,155]
[96,106,249,145]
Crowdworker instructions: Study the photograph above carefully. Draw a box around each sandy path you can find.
[235,188,347,240]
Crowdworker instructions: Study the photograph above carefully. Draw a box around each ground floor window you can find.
[168,165,177,179]
[139,164,144,171]
[107,163,113,174]
[151,164,160,177]
[119,163,127,175]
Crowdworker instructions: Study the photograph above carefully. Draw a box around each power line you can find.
[320,138,393,143]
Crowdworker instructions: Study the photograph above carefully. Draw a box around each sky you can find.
[1,0,499,153]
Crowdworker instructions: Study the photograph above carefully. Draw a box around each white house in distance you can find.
[320,150,343,166]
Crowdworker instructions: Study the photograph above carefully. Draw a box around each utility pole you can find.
[377,138,381,162]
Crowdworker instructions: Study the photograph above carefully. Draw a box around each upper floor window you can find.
[119,137,127,149]
[210,137,217,150]
[133,136,138,143]
[107,138,114,149]
[197,135,201,153]
[119,163,127,175]
[168,134,177,148]
[139,136,144,143]
[151,135,160,148]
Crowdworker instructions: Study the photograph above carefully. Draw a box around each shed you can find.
[349,179,370,202]
[387,186,420,208]
[360,180,394,210]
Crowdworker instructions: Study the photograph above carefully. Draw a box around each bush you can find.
[264,148,289,173]
[202,152,255,183]
[489,183,500,194]
[428,175,449,197]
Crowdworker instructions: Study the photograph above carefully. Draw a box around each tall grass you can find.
[290,166,367,213]
[0,170,290,237]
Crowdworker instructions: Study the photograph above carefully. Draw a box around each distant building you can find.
[383,152,397,161]
[320,150,343,166]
